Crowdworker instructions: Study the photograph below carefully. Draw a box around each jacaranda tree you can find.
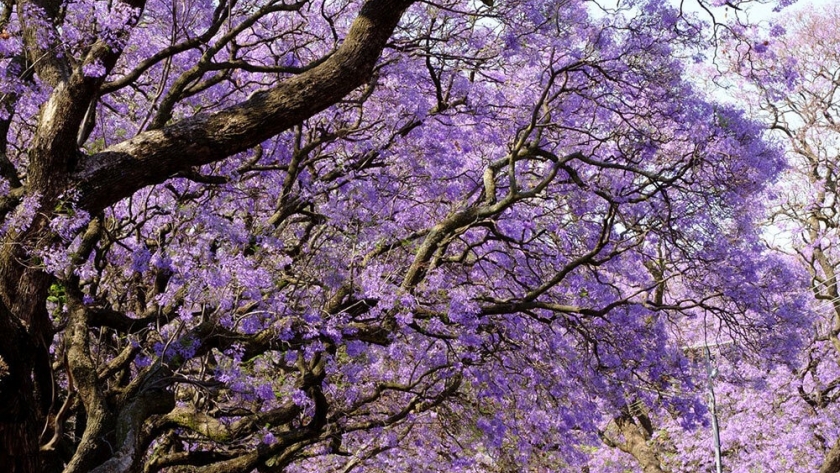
[0,0,807,471]
[588,5,840,471]
[716,5,840,472]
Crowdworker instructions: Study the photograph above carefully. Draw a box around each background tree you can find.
[590,4,840,472]
[0,0,807,472]
[725,5,840,472]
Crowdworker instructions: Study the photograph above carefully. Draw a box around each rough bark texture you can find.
[821,438,840,473]
[0,275,42,473]
[614,414,669,473]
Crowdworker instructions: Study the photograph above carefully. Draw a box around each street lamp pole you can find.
[704,345,723,473]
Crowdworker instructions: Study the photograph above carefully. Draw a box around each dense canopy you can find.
[0,0,834,472]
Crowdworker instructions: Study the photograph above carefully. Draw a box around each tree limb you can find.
[73,0,415,214]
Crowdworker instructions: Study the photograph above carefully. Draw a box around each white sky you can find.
[667,0,833,28]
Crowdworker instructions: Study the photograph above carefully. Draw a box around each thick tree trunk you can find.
[0,294,54,472]
[0,304,43,473]
[0,421,39,473]
[614,415,669,473]
[0,196,66,471]
[821,437,840,473]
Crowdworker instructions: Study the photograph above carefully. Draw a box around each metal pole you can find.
[704,345,723,473]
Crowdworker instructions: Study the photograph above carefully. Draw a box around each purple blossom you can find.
[291,389,310,408]
[345,340,366,357]
[255,383,275,402]
[130,247,151,274]
[82,61,107,78]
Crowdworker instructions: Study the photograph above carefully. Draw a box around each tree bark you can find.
[614,414,669,473]
[0,307,39,473]
[821,437,840,473]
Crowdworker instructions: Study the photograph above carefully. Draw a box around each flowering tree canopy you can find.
[0,0,812,472]
[587,5,840,472]
[711,5,840,472]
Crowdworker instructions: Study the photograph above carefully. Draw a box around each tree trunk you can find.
[821,437,840,473]
[0,194,65,471]
[614,414,669,473]
[0,305,53,473]
[0,421,39,473]
[0,307,43,473]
